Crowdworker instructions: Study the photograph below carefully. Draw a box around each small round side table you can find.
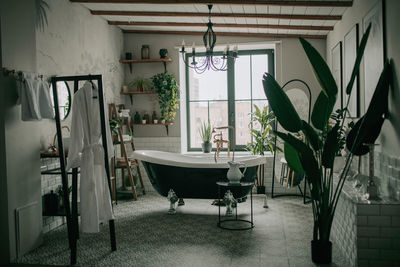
[216,181,254,230]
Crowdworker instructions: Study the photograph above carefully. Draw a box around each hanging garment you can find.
[16,72,54,121]
[66,81,114,233]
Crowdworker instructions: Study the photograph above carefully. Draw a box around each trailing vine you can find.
[151,72,179,122]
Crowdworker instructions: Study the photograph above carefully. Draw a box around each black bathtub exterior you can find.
[141,161,258,199]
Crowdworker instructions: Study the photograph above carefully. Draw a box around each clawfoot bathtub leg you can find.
[167,189,178,215]
[178,198,185,206]
[223,190,236,217]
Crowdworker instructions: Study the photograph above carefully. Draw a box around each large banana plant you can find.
[263,23,393,242]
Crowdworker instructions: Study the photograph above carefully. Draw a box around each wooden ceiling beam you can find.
[122,29,326,39]
[92,10,341,20]
[72,0,352,7]
[109,21,333,31]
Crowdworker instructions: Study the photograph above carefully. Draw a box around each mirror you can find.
[286,88,310,122]
[50,81,71,121]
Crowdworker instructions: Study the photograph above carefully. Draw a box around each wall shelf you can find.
[120,58,172,73]
[120,90,156,103]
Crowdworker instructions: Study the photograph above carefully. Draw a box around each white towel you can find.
[16,72,54,121]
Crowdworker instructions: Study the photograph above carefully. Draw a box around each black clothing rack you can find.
[270,79,312,204]
[51,74,116,265]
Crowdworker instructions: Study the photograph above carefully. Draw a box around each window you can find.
[186,49,274,151]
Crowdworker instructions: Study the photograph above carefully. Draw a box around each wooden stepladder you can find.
[109,103,145,201]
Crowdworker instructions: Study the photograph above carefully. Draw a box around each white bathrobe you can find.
[66,81,114,233]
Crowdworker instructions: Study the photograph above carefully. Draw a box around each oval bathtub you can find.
[132,150,267,199]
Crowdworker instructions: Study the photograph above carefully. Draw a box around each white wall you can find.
[123,34,326,139]
[326,0,400,159]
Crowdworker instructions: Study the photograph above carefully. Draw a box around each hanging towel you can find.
[16,72,54,121]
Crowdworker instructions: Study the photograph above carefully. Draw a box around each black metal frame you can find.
[217,182,254,231]
[51,74,116,265]
[271,79,312,204]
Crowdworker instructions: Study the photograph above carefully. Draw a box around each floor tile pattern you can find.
[18,193,349,266]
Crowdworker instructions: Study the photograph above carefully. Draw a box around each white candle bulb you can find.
[182,40,185,46]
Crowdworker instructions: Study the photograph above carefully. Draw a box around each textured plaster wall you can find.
[123,34,326,138]
[36,0,124,150]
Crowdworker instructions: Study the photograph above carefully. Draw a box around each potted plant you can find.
[109,119,121,143]
[199,120,212,153]
[263,24,393,264]
[246,104,276,194]
[151,72,179,123]
[128,77,151,92]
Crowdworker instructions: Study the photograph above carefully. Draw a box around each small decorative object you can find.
[159,48,168,58]
[56,185,72,209]
[122,85,128,92]
[366,143,378,200]
[167,189,178,214]
[263,24,392,264]
[142,116,146,124]
[109,119,121,142]
[144,112,150,123]
[161,119,166,124]
[43,190,58,214]
[151,72,179,123]
[227,161,246,184]
[133,111,141,124]
[128,77,151,92]
[141,45,150,59]
[125,52,132,60]
[223,190,237,216]
[198,120,212,153]
[152,111,157,123]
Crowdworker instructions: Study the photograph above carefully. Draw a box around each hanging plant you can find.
[151,72,179,122]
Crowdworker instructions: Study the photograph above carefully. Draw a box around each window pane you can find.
[252,54,269,99]
[189,58,227,101]
[234,55,251,100]
[235,101,251,146]
[189,101,228,148]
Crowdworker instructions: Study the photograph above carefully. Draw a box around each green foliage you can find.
[109,119,121,137]
[128,77,152,92]
[198,120,212,143]
[247,105,276,155]
[262,24,392,242]
[151,72,179,122]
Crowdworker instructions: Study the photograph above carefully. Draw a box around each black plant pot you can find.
[311,240,332,264]
[256,185,265,194]
[201,142,212,153]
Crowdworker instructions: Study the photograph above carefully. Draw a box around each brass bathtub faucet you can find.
[212,126,235,163]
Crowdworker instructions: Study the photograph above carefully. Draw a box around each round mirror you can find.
[50,81,71,121]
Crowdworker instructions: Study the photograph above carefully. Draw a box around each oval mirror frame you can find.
[50,81,71,121]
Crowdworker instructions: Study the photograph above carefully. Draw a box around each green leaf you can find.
[322,124,339,168]
[311,91,335,130]
[346,60,392,155]
[284,142,304,174]
[263,73,303,132]
[301,120,322,151]
[299,37,337,99]
[346,24,371,94]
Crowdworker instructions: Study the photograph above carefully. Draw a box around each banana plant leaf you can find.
[346,60,392,155]
[346,24,371,94]
[263,73,302,133]
[284,141,304,174]
[301,120,322,151]
[299,37,337,99]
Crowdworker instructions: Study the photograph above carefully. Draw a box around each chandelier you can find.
[180,4,238,74]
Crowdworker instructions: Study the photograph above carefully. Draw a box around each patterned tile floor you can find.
[18,192,349,266]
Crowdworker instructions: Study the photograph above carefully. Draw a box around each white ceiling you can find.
[74,1,352,39]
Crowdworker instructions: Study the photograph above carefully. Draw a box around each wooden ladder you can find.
[109,103,146,201]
